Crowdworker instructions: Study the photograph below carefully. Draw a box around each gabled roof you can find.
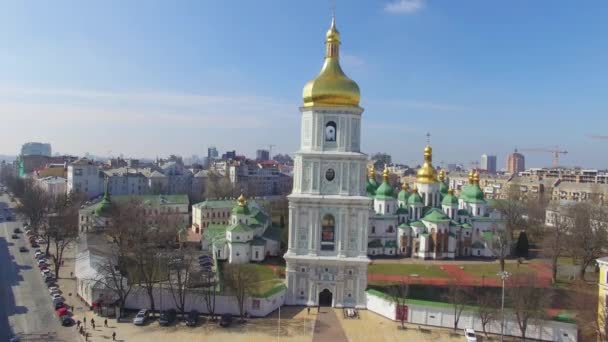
[192,199,235,209]
[410,221,426,228]
[262,226,282,241]
[227,223,250,233]
[149,170,166,178]
[251,237,267,246]
[422,208,450,223]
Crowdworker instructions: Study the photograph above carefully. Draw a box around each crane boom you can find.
[518,145,568,168]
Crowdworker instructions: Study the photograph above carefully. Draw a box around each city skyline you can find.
[0,1,607,168]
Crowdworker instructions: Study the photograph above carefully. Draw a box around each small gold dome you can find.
[468,170,475,184]
[416,145,438,184]
[402,182,409,191]
[438,169,446,182]
[472,170,480,185]
[383,164,390,181]
[237,193,246,206]
[302,16,360,108]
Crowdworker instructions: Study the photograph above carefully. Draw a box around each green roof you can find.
[457,209,470,216]
[460,184,485,203]
[410,221,426,228]
[192,199,236,209]
[441,193,458,206]
[139,194,189,206]
[461,223,473,229]
[422,208,450,223]
[95,192,112,217]
[366,179,377,197]
[227,223,250,233]
[397,189,410,202]
[204,224,228,243]
[385,240,397,248]
[482,231,493,242]
[439,181,448,195]
[368,239,383,248]
[398,222,410,229]
[262,225,283,241]
[407,191,423,205]
[471,241,485,249]
[395,206,408,215]
[251,237,266,246]
[374,181,395,200]
[232,203,251,215]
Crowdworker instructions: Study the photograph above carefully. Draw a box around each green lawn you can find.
[368,263,450,278]
[223,263,284,297]
[460,263,535,278]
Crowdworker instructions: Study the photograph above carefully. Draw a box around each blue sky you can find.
[0,0,607,169]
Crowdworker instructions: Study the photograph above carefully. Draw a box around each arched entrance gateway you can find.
[318,289,333,307]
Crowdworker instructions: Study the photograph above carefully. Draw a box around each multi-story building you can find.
[35,176,67,197]
[78,191,189,234]
[256,149,270,161]
[481,154,497,174]
[284,18,370,309]
[67,158,104,199]
[228,160,292,197]
[103,168,149,196]
[21,142,51,157]
[597,257,608,340]
[507,149,525,174]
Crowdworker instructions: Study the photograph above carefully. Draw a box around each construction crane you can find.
[519,146,568,168]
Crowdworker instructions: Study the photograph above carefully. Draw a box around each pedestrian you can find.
[83,316,86,328]
[77,320,81,329]
[104,318,108,327]
[112,331,116,341]
[92,322,95,330]
[317,304,320,313]
[307,307,310,315]
[91,318,95,326]
[70,271,73,277]
[61,260,64,266]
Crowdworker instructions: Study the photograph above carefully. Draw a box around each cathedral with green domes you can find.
[366,145,506,259]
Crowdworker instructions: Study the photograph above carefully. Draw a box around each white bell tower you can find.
[284,16,371,309]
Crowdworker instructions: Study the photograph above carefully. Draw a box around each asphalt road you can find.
[0,192,79,341]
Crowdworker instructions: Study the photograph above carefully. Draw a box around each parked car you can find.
[44,275,56,283]
[132,309,149,326]
[30,242,39,248]
[48,286,60,293]
[36,238,46,244]
[13,227,21,233]
[50,289,62,296]
[56,307,69,317]
[35,251,44,258]
[186,310,199,327]
[219,314,233,327]
[19,246,28,252]
[52,297,64,305]
[464,328,477,342]
[61,316,74,326]
[11,234,19,239]
[54,301,65,310]
[51,293,63,301]
[158,309,177,326]
[38,259,48,266]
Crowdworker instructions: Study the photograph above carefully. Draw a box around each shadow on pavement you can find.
[0,235,30,340]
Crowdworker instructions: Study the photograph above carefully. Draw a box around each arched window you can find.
[325,121,337,142]
[371,226,376,234]
[320,214,335,251]
[387,226,394,233]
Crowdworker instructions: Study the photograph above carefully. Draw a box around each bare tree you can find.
[166,248,198,318]
[15,179,50,234]
[490,229,511,272]
[47,194,79,278]
[223,264,260,322]
[566,202,608,280]
[476,290,499,336]
[493,182,527,239]
[507,274,551,341]
[567,280,600,342]
[443,278,470,330]
[201,269,218,320]
[91,246,134,318]
[541,204,570,283]
[388,281,410,329]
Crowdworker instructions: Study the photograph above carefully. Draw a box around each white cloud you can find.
[384,0,425,14]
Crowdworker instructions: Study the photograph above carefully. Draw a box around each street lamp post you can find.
[497,271,510,342]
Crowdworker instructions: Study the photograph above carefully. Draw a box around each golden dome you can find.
[438,169,446,182]
[401,182,409,191]
[416,145,438,184]
[468,169,475,184]
[382,164,390,181]
[367,165,375,178]
[237,193,246,206]
[472,170,480,185]
[302,16,360,108]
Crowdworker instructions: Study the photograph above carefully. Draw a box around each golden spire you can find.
[401,182,409,191]
[237,193,246,206]
[302,16,360,107]
[438,169,446,182]
[382,164,390,182]
[448,188,454,195]
[468,169,475,184]
[473,170,480,186]
[367,164,375,179]
[416,145,438,184]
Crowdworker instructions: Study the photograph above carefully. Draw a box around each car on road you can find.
[61,316,74,326]
[50,289,62,297]
[35,251,44,258]
[51,293,63,300]
[13,227,21,233]
[52,297,64,305]
[19,246,28,252]
[42,269,51,276]
[464,328,477,342]
[30,242,39,248]
[219,313,233,327]
[11,234,19,239]
[38,259,48,266]
[36,238,46,244]
[158,309,177,326]
[186,310,199,327]
[133,309,150,326]
[54,301,65,310]
[48,286,60,293]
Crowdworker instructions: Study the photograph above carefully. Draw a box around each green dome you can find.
[442,193,458,206]
[398,189,410,202]
[407,191,423,205]
[366,179,377,197]
[95,192,112,217]
[461,184,485,203]
[375,181,395,200]
[232,194,251,215]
